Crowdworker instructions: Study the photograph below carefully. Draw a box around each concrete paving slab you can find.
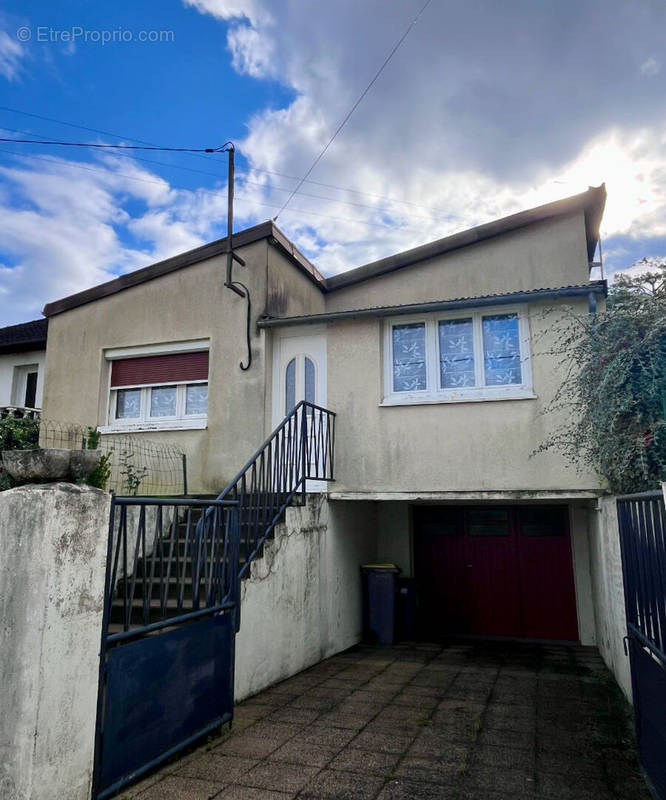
[122,641,652,800]
[135,774,226,799]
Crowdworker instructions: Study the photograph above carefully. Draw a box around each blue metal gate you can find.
[92,401,336,798]
[93,497,240,799]
[617,491,666,800]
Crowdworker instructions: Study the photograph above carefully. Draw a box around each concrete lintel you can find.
[327,490,605,503]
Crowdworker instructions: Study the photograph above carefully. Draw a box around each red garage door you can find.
[413,505,579,641]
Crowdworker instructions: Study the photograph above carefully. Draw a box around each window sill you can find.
[380,389,536,407]
[98,419,208,434]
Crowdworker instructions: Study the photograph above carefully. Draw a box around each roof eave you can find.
[257,281,608,328]
[0,340,47,355]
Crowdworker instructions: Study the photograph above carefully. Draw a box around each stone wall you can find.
[0,483,110,800]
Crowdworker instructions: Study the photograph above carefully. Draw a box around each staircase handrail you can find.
[204,399,336,577]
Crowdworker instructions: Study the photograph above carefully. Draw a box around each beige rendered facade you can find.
[40,186,607,645]
[41,190,606,498]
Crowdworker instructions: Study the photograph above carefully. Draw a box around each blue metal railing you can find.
[210,400,335,577]
[102,401,335,638]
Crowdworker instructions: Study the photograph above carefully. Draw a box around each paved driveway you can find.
[127,641,650,800]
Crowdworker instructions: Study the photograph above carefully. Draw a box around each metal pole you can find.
[182,453,188,496]
[225,144,234,287]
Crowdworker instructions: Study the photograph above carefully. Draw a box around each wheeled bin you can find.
[361,564,401,644]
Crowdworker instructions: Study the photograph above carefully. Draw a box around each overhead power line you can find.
[0,136,231,153]
[0,105,451,216]
[0,145,418,231]
[0,123,450,221]
[272,0,434,220]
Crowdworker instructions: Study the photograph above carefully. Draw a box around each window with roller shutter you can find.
[101,347,209,433]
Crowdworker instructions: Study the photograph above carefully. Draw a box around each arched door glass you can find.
[305,357,315,405]
[285,355,316,414]
[285,358,296,413]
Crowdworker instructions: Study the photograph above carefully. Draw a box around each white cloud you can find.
[640,56,661,77]
[180,0,666,275]
[4,0,666,324]
[0,29,24,81]
[183,0,270,26]
[0,154,232,325]
[227,23,275,78]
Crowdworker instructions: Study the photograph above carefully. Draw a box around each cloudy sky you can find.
[0,0,665,324]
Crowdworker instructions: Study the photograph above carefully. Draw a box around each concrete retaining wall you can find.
[0,483,110,800]
[234,495,377,701]
[588,496,632,702]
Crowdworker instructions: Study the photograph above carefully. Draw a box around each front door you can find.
[414,505,579,641]
[272,328,327,491]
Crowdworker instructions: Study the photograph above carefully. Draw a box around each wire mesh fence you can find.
[1,408,186,495]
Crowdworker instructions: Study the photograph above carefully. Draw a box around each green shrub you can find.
[538,260,666,493]
[84,452,112,491]
[0,415,40,452]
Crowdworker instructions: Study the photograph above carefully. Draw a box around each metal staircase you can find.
[105,401,335,634]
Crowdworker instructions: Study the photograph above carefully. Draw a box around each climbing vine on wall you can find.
[537,259,666,494]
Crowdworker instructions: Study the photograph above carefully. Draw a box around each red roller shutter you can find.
[111,351,209,387]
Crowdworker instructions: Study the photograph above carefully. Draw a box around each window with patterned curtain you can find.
[385,307,532,404]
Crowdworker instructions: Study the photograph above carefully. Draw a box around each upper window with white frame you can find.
[383,306,534,405]
[100,342,209,432]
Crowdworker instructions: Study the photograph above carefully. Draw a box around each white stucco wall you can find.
[0,483,110,800]
[588,496,632,702]
[570,504,597,647]
[234,495,377,701]
[0,349,45,408]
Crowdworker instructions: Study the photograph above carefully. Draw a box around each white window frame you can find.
[99,340,210,433]
[381,304,534,406]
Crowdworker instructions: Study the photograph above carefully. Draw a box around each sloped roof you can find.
[42,185,606,317]
[326,185,606,291]
[0,318,47,354]
[43,221,324,317]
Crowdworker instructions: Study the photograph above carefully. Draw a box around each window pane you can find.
[285,358,296,412]
[468,508,510,536]
[186,384,208,416]
[415,506,463,536]
[392,323,426,392]
[150,386,177,417]
[482,314,522,385]
[116,389,141,419]
[519,506,566,536]
[438,318,475,388]
[305,358,315,404]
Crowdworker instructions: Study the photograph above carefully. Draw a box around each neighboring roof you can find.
[42,185,606,317]
[257,282,608,328]
[0,318,48,354]
[325,185,607,292]
[43,221,325,317]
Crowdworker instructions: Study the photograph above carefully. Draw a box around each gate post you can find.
[0,483,110,800]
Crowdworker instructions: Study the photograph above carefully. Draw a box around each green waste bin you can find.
[361,564,401,644]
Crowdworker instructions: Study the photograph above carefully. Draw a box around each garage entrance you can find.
[413,505,579,641]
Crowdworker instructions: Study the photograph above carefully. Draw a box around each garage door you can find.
[413,505,579,641]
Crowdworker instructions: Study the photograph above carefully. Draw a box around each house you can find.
[0,318,48,413]
[40,184,607,646]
